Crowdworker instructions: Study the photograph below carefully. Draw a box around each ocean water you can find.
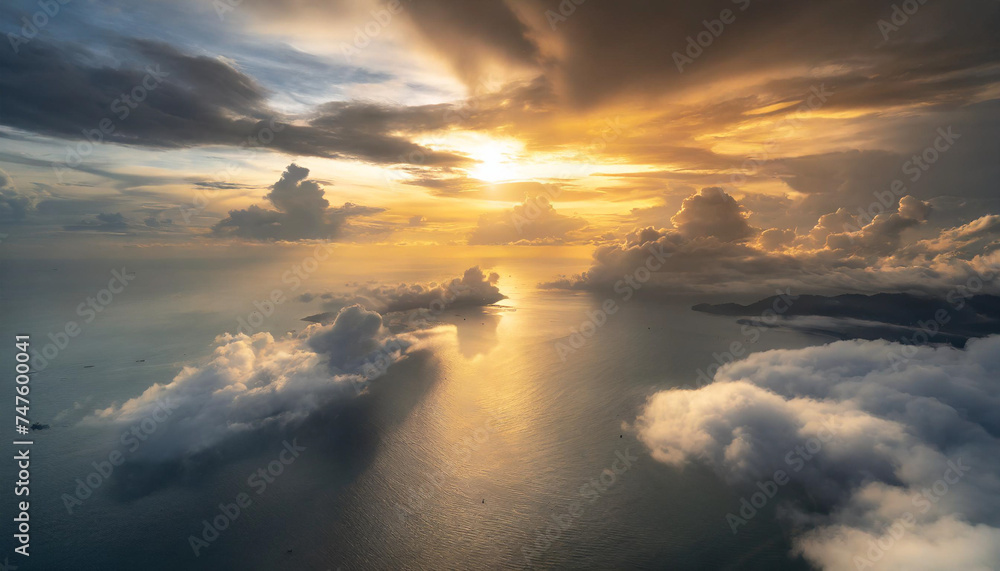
[0,251,826,570]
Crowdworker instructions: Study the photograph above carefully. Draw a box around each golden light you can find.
[466,138,522,183]
[469,145,509,182]
[411,132,526,183]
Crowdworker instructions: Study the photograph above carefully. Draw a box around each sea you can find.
[0,247,827,570]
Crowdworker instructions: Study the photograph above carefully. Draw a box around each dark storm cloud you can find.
[0,38,468,166]
[770,102,1000,225]
[402,0,539,80]
[2,0,996,175]
[233,0,539,81]
[390,0,1000,109]
[0,39,265,146]
[308,77,554,152]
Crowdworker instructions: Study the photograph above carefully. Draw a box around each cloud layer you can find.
[637,336,1000,570]
[0,37,470,167]
[2,0,998,254]
[91,305,415,460]
[545,186,1000,296]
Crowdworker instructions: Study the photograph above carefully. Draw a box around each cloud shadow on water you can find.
[103,349,441,502]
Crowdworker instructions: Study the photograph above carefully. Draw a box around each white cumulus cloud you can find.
[636,336,1000,570]
[90,305,417,460]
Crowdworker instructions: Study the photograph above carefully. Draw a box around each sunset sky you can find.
[1,0,997,292]
[3,2,1000,569]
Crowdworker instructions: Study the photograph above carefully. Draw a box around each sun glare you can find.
[467,138,521,183]
[415,133,524,183]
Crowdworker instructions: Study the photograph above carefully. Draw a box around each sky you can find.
[5,2,1000,569]
[1,0,999,297]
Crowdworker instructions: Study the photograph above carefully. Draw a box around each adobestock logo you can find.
[31,267,136,371]
[672,0,751,73]
[6,0,72,54]
[61,398,180,515]
[522,447,639,566]
[726,420,836,534]
[877,0,930,42]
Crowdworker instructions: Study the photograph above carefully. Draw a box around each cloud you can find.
[0,170,59,223]
[242,0,993,116]
[543,224,806,295]
[90,305,415,460]
[2,0,997,258]
[402,0,539,82]
[820,211,922,257]
[670,187,756,242]
[467,196,587,245]
[544,187,998,296]
[897,214,1000,260]
[636,336,1000,570]
[542,188,800,293]
[305,266,506,317]
[434,0,997,110]
[0,38,468,166]
[0,170,33,221]
[757,228,796,251]
[63,212,132,232]
[143,214,173,228]
[898,195,933,222]
[212,164,385,241]
[95,212,128,227]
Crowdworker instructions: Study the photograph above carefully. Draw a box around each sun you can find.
[469,145,510,182]
[465,137,522,183]
[411,132,527,183]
